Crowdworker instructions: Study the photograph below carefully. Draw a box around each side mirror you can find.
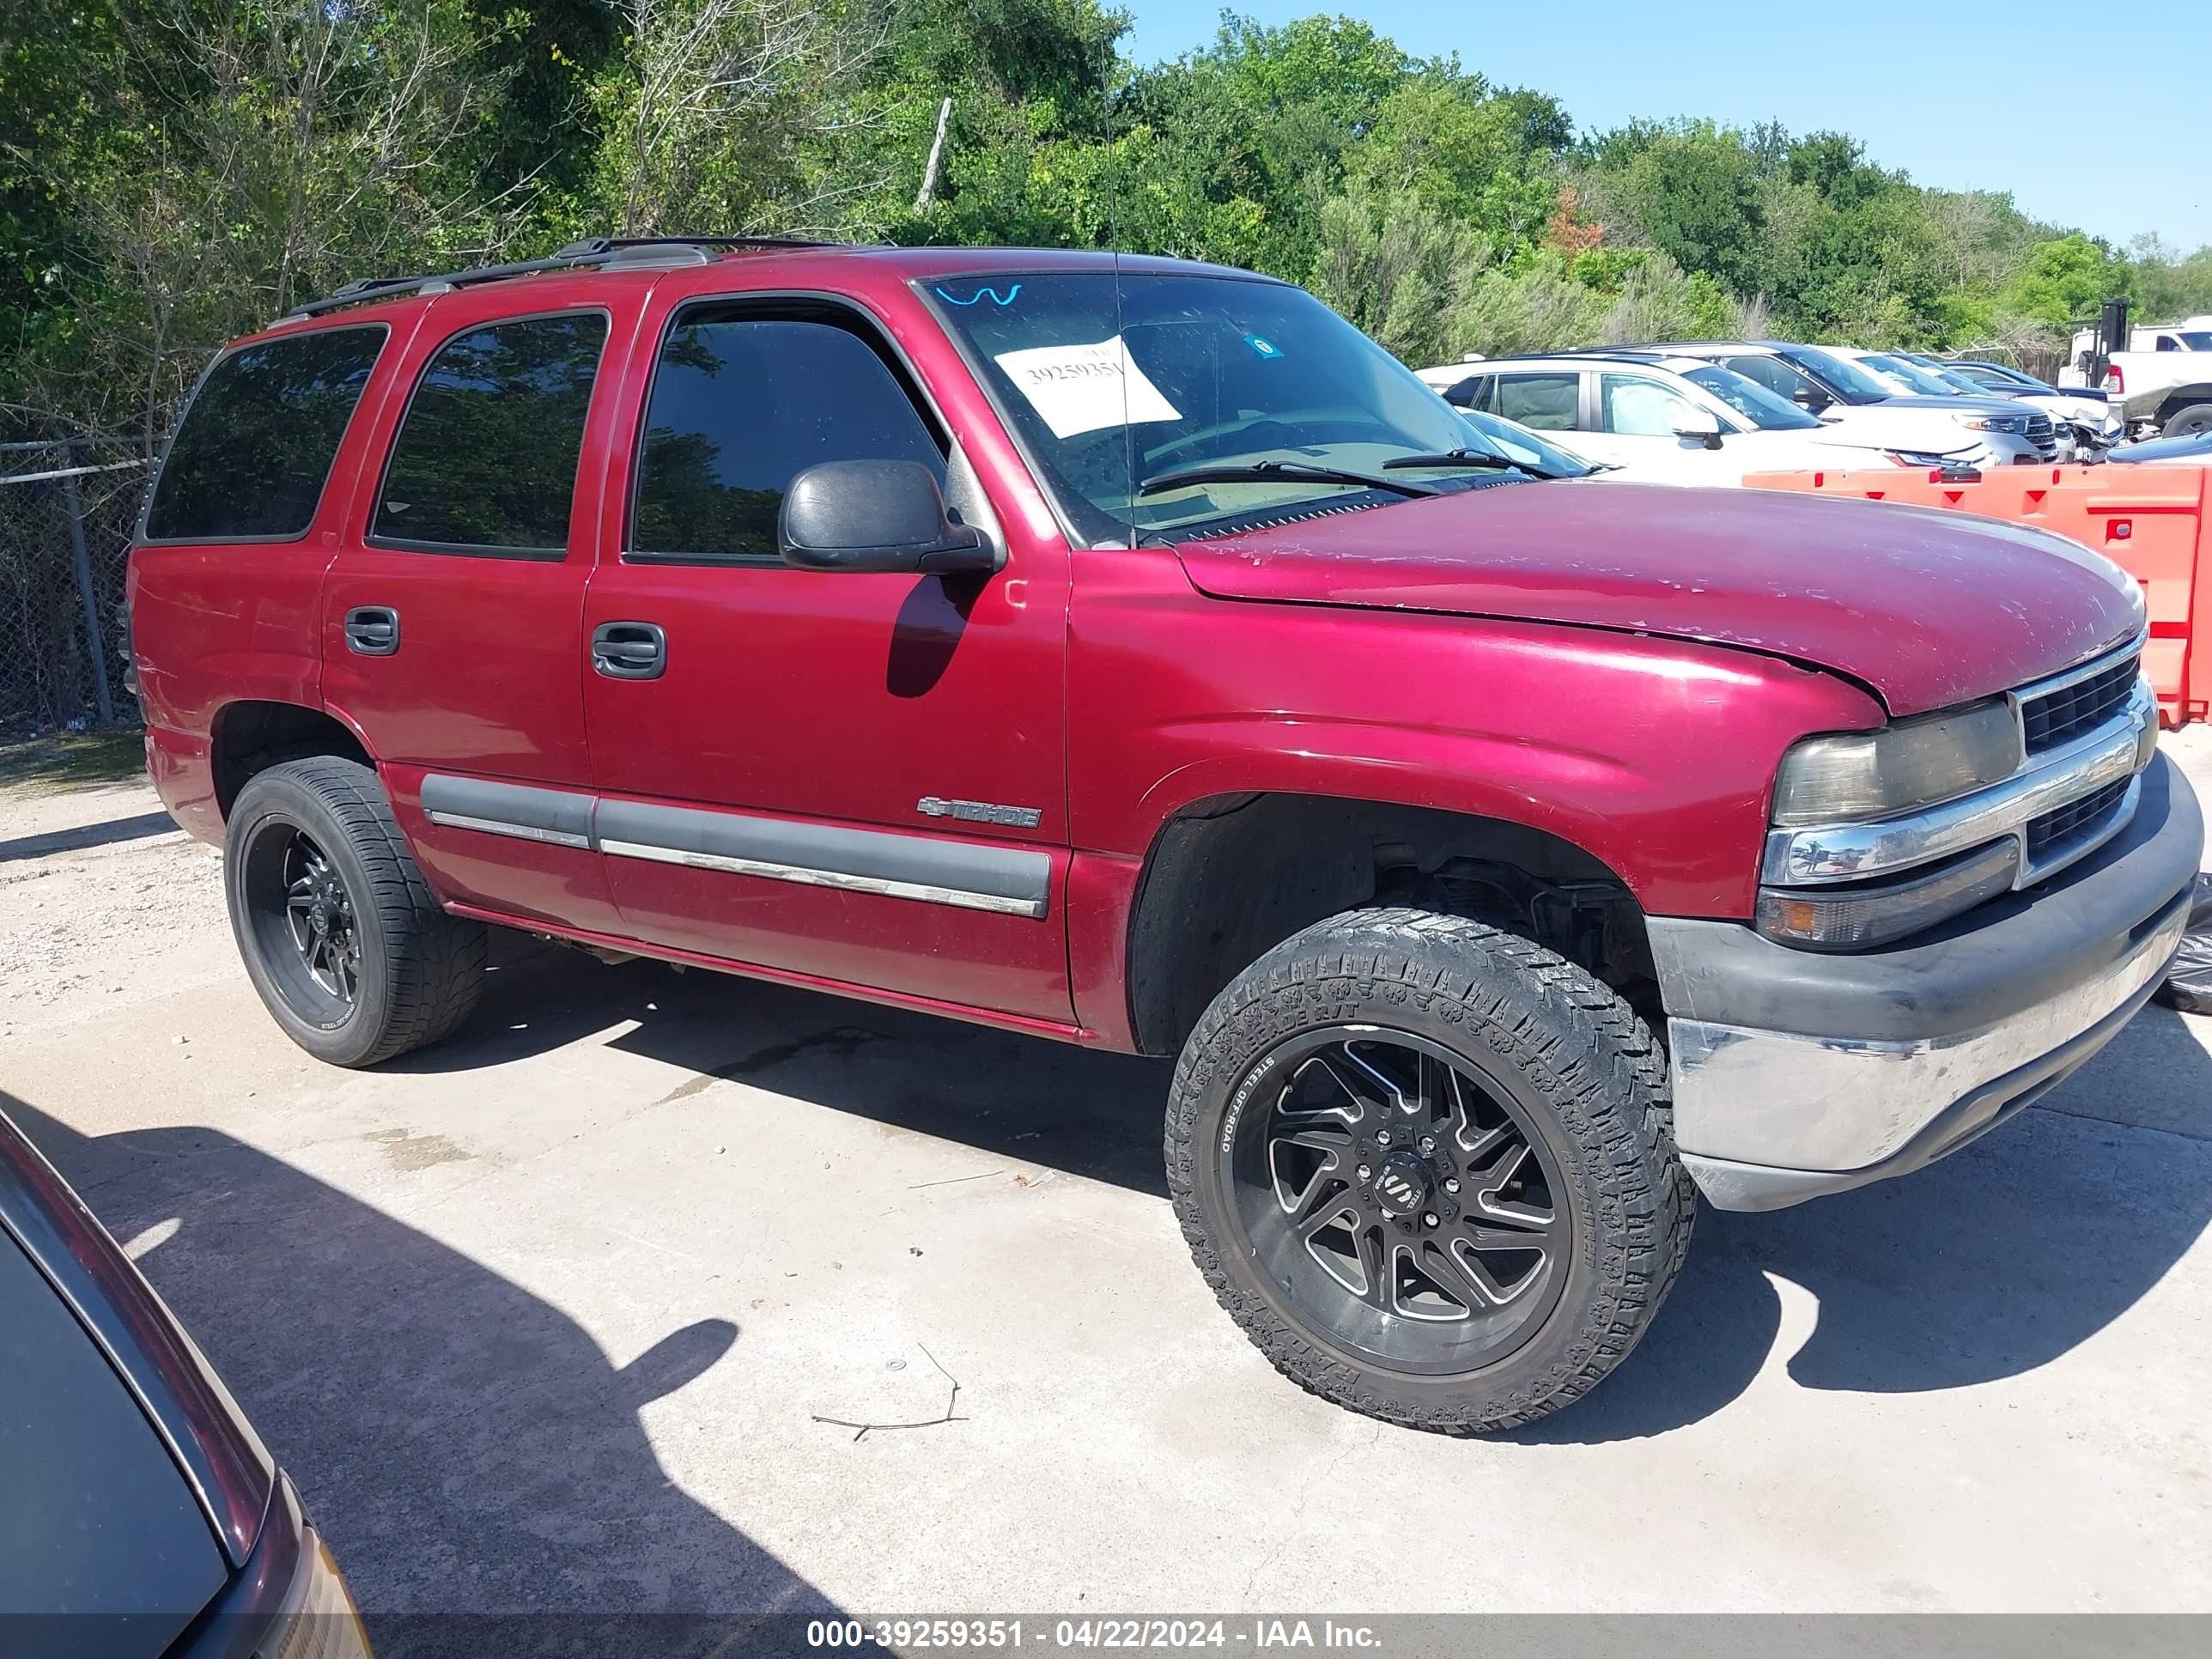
[778,459,998,576]
[1670,407,1723,447]
[1791,386,1830,412]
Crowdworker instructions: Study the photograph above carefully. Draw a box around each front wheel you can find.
[225,757,486,1066]
[1166,908,1692,1433]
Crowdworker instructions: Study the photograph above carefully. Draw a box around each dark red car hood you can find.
[1172,481,2142,716]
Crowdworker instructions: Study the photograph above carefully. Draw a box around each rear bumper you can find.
[145,721,224,846]
[1650,752,2202,1211]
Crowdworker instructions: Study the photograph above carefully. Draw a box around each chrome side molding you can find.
[417,774,1052,921]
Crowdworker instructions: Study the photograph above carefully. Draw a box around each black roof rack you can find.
[283,235,850,319]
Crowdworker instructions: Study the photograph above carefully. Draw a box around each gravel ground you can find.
[0,778,226,1030]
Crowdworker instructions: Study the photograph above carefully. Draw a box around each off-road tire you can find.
[224,757,486,1066]
[1166,906,1694,1433]
[2162,403,2212,440]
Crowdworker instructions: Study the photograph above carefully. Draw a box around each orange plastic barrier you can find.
[1744,463,2212,727]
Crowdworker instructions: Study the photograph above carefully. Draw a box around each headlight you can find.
[267,1528,374,1659]
[1771,699,2021,826]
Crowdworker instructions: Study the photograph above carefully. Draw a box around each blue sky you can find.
[1120,3,2212,252]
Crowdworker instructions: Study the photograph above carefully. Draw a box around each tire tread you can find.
[1164,906,1693,1434]
[232,757,484,1066]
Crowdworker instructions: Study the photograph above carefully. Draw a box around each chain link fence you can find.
[0,436,155,736]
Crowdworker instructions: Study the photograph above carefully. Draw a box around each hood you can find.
[1867,392,2041,417]
[1172,482,2143,717]
[1815,403,2010,450]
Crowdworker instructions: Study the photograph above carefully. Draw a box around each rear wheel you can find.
[2162,403,2212,440]
[225,757,485,1066]
[1166,907,1692,1433]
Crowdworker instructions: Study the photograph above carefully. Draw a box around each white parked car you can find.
[1416,352,1973,484]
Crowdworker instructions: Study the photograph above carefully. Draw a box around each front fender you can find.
[1072,586,1884,921]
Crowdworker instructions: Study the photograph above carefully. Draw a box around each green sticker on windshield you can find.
[1246,335,1282,359]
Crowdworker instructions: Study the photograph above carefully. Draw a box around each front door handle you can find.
[343,606,400,656]
[592,621,666,680]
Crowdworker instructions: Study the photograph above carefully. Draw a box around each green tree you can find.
[1310,178,1492,364]
[1343,80,1563,262]
[2130,234,2212,320]
[1460,253,1605,356]
[1589,120,1766,295]
[2001,234,2135,329]
[12,1,523,439]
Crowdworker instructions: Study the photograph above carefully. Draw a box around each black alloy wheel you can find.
[1222,1026,1568,1376]
[238,819,362,1024]
[282,830,360,1005]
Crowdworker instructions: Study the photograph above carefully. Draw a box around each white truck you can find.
[2062,317,2212,438]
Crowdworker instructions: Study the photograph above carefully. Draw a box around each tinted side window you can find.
[632,317,944,562]
[146,326,387,541]
[373,313,608,554]
[1724,355,1805,399]
[1443,374,1495,410]
[1492,374,1581,430]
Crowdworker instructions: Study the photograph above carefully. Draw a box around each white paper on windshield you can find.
[993,335,1182,440]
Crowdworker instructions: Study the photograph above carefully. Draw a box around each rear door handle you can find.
[592,621,665,680]
[343,606,400,656]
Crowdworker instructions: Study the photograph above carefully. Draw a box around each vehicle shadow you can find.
[390,934,2212,1443]
[389,931,1176,1195]
[3,1091,842,1656]
[0,808,177,861]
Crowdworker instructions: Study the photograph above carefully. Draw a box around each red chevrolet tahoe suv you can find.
[128,237,2202,1432]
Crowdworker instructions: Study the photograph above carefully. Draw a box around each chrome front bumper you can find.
[1650,752,2203,1211]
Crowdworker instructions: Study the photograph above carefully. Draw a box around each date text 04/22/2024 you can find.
[805,1620,1385,1650]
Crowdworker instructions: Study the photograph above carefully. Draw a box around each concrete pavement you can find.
[3,736,2210,1618]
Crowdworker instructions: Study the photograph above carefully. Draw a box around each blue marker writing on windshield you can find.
[936,283,1024,307]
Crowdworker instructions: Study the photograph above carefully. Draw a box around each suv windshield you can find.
[926,270,1510,542]
[1455,406,1596,477]
[1680,365,1819,429]
[1784,345,1901,404]
[1863,353,1972,398]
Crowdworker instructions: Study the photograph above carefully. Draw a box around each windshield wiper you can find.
[1382,447,1563,481]
[1135,460,1439,499]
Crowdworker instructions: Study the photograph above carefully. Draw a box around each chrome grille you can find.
[2027,778,2130,861]
[2024,412,2055,457]
[2021,653,2139,753]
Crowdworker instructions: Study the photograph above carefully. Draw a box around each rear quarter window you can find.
[370,311,609,556]
[144,324,389,542]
